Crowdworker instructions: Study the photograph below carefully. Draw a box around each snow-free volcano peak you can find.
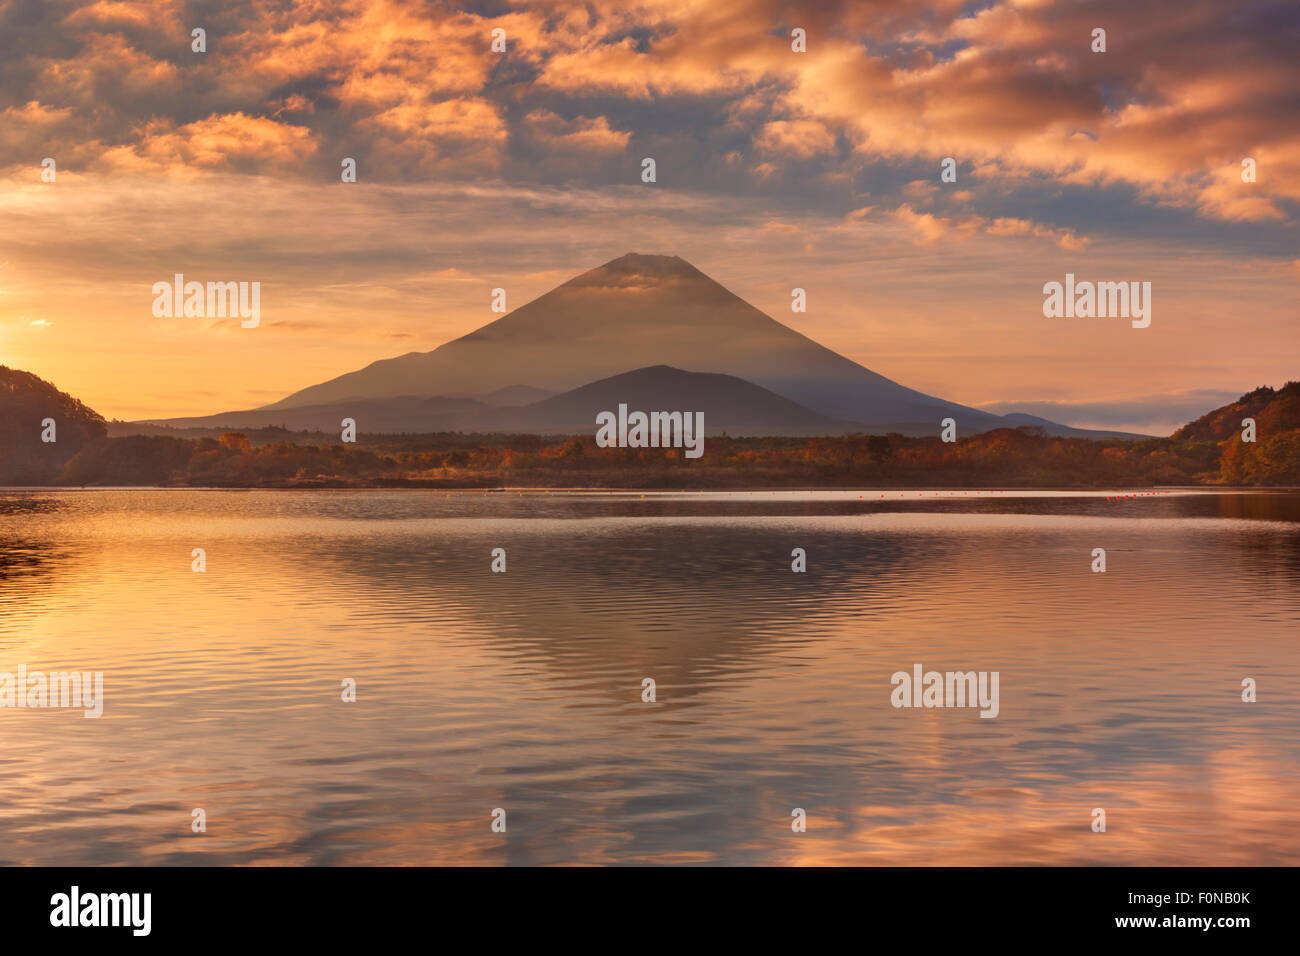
[566,253,708,288]
[228,253,1139,438]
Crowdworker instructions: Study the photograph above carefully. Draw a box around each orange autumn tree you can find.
[219,432,252,455]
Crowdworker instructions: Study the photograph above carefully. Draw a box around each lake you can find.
[1,488,1297,865]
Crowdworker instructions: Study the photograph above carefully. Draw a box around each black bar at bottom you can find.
[0,865,1274,942]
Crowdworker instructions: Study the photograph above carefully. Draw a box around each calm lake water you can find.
[1,488,1298,865]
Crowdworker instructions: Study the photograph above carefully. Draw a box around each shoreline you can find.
[3,485,1298,494]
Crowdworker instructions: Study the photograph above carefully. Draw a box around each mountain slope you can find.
[260,253,1012,432]
[145,394,489,433]
[1172,383,1300,442]
[463,385,556,406]
[142,367,848,435]
[1173,382,1300,485]
[0,366,107,482]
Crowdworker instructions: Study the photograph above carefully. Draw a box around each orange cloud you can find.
[895,205,1089,249]
[893,204,950,244]
[63,0,177,30]
[524,110,630,154]
[99,113,315,175]
[756,119,837,158]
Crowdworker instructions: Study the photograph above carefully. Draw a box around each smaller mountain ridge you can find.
[474,365,847,435]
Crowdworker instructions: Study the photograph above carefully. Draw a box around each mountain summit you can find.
[567,252,707,285]
[260,252,1025,433]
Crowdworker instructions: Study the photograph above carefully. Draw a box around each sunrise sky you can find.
[0,0,1295,433]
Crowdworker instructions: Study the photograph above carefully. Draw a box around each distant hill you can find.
[474,365,849,435]
[0,366,107,482]
[1173,382,1300,485]
[1173,383,1300,442]
[995,412,1148,441]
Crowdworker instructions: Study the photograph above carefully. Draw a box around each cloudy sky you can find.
[0,0,1295,433]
